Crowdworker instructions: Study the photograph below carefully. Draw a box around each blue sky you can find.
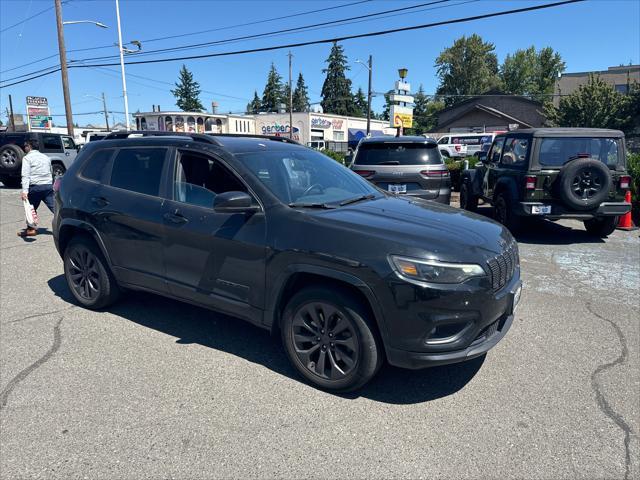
[1,0,639,127]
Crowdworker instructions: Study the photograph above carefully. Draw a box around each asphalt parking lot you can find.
[1,185,638,480]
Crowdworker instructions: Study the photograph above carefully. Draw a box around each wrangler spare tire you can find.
[0,144,24,173]
[557,157,611,211]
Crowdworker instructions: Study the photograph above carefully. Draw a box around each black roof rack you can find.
[103,130,301,146]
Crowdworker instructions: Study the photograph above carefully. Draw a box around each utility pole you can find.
[54,0,74,136]
[288,51,293,140]
[101,93,110,131]
[8,95,16,132]
[366,55,372,135]
[115,0,130,130]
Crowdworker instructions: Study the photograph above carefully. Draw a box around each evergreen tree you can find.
[409,85,445,134]
[381,90,393,121]
[171,64,204,111]
[353,87,368,117]
[292,73,310,112]
[261,63,284,113]
[435,34,500,106]
[321,42,357,115]
[283,82,292,111]
[545,75,633,132]
[246,90,261,114]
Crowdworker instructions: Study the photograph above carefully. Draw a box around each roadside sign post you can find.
[26,97,52,132]
[389,68,413,136]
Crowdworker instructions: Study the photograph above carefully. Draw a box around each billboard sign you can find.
[26,97,51,130]
[390,105,413,128]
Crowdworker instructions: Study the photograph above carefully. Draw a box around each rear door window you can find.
[355,143,442,165]
[501,138,529,167]
[81,149,115,183]
[489,138,505,163]
[62,136,76,150]
[41,135,63,152]
[0,135,26,147]
[109,148,167,196]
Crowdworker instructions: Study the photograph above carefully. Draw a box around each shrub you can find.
[445,157,478,191]
[322,150,347,165]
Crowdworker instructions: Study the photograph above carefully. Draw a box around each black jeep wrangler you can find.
[460,128,632,237]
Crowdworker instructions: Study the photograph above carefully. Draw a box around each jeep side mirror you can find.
[477,152,487,163]
[213,191,258,213]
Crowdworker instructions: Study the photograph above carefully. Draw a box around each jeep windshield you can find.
[238,148,380,207]
[538,137,623,169]
[355,142,442,165]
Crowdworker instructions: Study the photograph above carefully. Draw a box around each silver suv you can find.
[349,136,451,204]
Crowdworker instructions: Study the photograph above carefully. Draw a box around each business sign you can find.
[390,105,413,128]
[260,122,300,141]
[311,117,332,129]
[26,103,52,130]
[26,96,48,107]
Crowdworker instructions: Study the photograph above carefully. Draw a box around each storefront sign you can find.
[390,105,413,128]
[260,122,300,141]
[311,117,332,129]
[26,103,52,130]
[28,115,52,129]
[332,119,344,129]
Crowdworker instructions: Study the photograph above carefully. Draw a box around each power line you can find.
[75,0,453,64]
[0,1,69,34]
[0,0,585,89]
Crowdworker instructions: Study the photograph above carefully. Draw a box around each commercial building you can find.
[434,93,545,134]
[554,64,640,105]
[133,110,391,150]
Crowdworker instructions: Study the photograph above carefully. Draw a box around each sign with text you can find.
[311,117,332,129]
[27,104,52,130]
[26,96,48,107]
[390,105,413,128]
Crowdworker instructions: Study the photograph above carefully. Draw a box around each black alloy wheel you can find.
[494,192,521,233]
[64,237,120,309]
[0,149,17,168]
[460,182,477,211]
[52,163,66,179]
[291,301,360,381]
[571,168,604,200]
[282,287,382,392]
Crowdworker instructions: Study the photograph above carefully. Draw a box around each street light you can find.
[355,56,373,135]
[115,0,143,131]
[54,0,108,137]
[63,20,108,28]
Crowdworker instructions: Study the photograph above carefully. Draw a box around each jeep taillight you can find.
[620,175,631,189]
[421,167,450,177]
[525,176,536,190]
[354,170,376,178]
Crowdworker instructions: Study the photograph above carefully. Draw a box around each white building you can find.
[133,111,254,135]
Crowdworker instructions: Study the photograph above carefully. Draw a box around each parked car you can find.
[436,134,468,158]
[460,128,632,237]
[0,132,78,188]
[53,133,521,392]
[349,136,451,204]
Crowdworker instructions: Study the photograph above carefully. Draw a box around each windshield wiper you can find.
[339,194,376,206]
[288,202,336,209]
[376,160,400,165]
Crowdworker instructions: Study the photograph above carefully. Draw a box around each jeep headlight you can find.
[389,255,485,285]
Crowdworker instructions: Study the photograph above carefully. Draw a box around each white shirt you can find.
[21,150,53,193]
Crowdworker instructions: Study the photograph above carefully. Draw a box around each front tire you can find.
[584,216,617,237]
[51,162,66,179]
[281,286,382,392]
[63,236,120,309]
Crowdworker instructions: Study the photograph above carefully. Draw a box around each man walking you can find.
[18,140,54,237]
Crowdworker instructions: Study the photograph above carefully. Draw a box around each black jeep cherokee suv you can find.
[460,128,632,237]
[53,133,522,391]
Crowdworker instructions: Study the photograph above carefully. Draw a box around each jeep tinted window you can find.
[501,138,529,167]
[538,137,622,168]
[489,138,505,163]
[0,134,26,147]
[355,143,442,165]
[110,148,167,196]
[81,149,115,182]
[42,135,63,151]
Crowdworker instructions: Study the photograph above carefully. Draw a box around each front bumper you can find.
[516,201,631,219]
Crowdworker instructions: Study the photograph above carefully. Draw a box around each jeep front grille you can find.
[487,241,519,291]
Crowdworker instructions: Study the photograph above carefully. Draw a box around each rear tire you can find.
[0,144,24,174]
[584,217,618,237]
[460,181,478,212]
[494,192,522,233]
[281,286,382,392]
[63,236,120,309]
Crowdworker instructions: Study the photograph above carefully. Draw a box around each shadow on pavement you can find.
[473,205,606,245]
[48,274,483,405]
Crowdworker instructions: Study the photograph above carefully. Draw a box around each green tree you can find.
[545,74,633,132]
[171,64,204,111]
[411,84,445,134]
[321,42,357,115]
[435,34,500,106]
[381,89,393,121]
[261,63,284,113]
[292,73,310,112]
[501,46,564,99]
[353,87,368,117]
[246,90,261,114]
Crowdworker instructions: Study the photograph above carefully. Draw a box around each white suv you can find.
[436,135,468,158]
